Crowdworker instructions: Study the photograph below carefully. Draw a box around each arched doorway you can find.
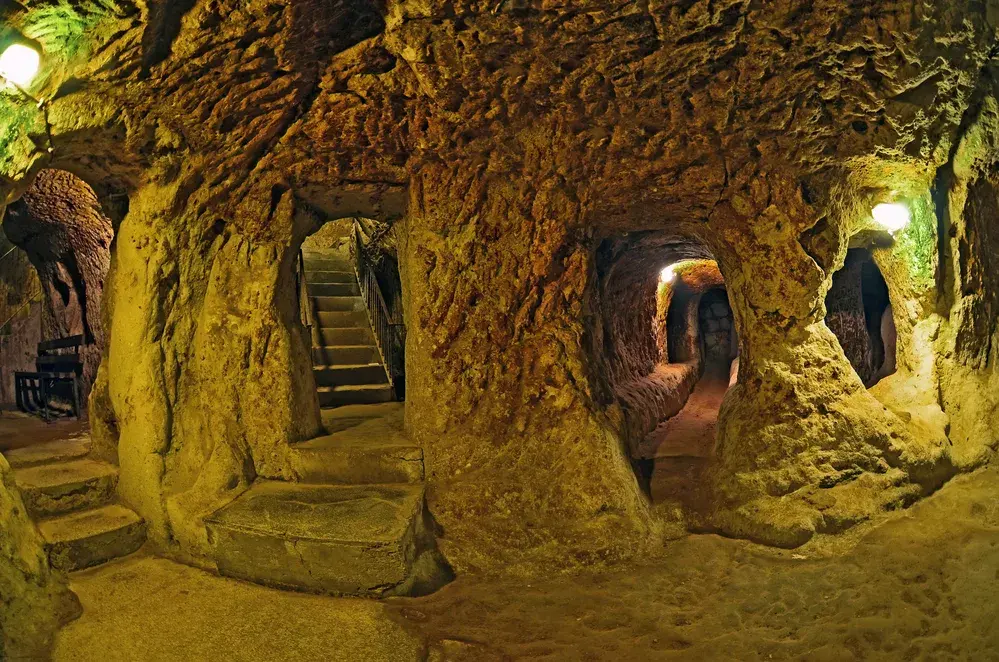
[825,248,897,387]
[595,233,739,501]
[298,217,405,408]
[0,169,114,416]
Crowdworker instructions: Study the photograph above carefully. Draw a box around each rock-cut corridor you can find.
[48,465,999,660]
[2,0,999,660]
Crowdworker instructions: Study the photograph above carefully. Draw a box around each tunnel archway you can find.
[596,234,740,501]
[825,248,897,388]
[297,216,405,409]
[0,169,115,411]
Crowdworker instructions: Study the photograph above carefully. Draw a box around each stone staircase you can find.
[206,403,450,598]
[5,435,146,571]
[304,249,394,408]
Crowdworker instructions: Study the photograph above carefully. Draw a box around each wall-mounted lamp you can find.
[0,43,39,89]
[660,265,676,284]
[872,202,911,234]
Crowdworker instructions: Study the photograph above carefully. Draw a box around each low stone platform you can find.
[39,504,147,571]
[4,436,91,469]
[290,434,423,485]
[206,481,445,597]
[15,458,118,517]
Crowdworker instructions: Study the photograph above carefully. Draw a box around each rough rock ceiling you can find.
[0,1,992,230]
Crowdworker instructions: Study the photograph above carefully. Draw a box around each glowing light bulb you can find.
[660,265,676,284]
[0,44,40,88]
[872,202,910,234]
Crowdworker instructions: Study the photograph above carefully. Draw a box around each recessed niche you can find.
[825,248,896,387]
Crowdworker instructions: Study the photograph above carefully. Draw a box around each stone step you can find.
[3,436,91,469]
[313,296,365,313]
[306,270,355,285]
[316,310,369,328]
[308,282,360,297]
[319,327,375,346]
[313,345,381,366]
[319,384,394,407]
[37,504,147,571]
[206,481,442,597]
[14,459,118,517]
[303,256,353,273]
[290,434,423,485]
[314,364,388,387]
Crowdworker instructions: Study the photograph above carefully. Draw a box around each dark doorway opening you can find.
[697,288,737,368]
[825,248,896,387]
[1,169,115,416]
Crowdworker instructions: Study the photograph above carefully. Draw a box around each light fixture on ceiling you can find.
[872,202,911,234]
[0,43,39,89]
[660,265,676,284]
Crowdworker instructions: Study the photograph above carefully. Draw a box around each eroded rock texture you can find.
[0,234,41,403]
[0,0,995,584]
[3,169,113,400]
[0,455,79,658]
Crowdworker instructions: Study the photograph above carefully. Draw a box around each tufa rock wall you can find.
[3,169,113,401]
[0,233,41,405]
[0,455,80,658]
[0,0,994,577]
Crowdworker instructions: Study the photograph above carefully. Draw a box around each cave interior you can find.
[1,1,999,660]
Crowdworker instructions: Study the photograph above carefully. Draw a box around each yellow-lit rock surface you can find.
[0,453,79,659]
[0,3,998,654]
[50,466,999,660]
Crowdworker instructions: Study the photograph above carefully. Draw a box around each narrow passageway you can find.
[640,361,731,462]
[626,272,738,503]
[639,360,733,505]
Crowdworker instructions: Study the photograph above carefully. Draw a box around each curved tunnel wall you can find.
[1,0,999,611]
[2,169,113,402]
[595,234,731,465]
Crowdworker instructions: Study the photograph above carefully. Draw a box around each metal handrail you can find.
[0,245,21,266]
[351,220,404,393]
[296,249,314,333]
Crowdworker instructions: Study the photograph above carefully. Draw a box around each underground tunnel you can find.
[0,1,998,660]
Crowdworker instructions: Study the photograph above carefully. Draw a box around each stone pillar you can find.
[700,173,949,547]
[104,181,322,563]
[401,165,655,573]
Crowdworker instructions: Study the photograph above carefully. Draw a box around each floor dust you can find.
[53,556,423,662]
[0,410,87,454]
[642,361,731,460]
[46,467,999,661]
[387,467,999,661]
[16,407,999,661]
[636,361,731,506]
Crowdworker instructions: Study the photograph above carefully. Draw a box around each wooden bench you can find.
[15,335,85,421]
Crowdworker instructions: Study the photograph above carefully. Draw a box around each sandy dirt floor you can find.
[636,361,730,506]
[45,464,999,661]
[9,402,996,661]
[0,411,87,454]
[389,466,999,661]
[642,361,731,462]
